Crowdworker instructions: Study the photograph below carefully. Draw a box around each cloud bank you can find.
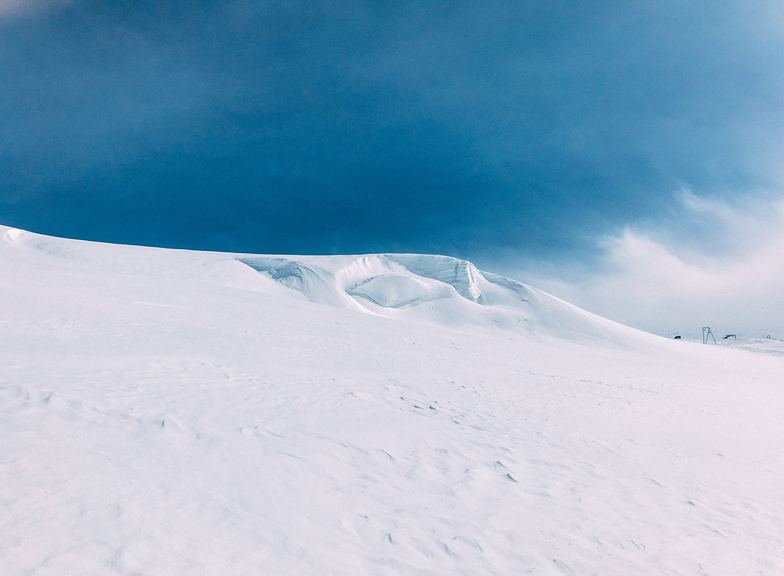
[529,192,784,338]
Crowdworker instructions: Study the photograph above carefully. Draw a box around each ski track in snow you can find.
[1,225,783,575]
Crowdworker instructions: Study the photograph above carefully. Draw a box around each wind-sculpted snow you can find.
[239,253,478,307]
[385,254,484,302]
[240,253,486,307]
[238,252,650,344]
[348,274,454,308]
[237,257,349,308]
[2,225,783,576]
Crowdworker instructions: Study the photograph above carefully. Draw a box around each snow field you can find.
[1,226,782,575]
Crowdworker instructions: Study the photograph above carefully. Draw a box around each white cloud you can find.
[529,192,784,338]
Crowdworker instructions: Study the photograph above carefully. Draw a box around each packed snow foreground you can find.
[1,225,782,576]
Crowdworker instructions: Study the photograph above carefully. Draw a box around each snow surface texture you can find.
[1,225,783,575]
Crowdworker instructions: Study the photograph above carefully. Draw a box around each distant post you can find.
[702,326,717,344]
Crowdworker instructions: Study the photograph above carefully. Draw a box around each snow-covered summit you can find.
[2,224,648,344]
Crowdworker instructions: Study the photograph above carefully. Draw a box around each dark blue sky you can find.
[2,1,783,261]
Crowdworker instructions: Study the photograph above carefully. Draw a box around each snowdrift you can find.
[238,253,651,344]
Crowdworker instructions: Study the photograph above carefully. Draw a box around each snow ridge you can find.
[1,225,652,344]
[237,252,652,344]
[240,253,511,309]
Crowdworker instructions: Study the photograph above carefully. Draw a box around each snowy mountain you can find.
[2,225,782,575]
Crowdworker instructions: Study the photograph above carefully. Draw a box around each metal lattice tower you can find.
[702,326,717,344]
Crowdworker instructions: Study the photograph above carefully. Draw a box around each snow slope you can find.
[237,252,653,345]
[1,225,783,575]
